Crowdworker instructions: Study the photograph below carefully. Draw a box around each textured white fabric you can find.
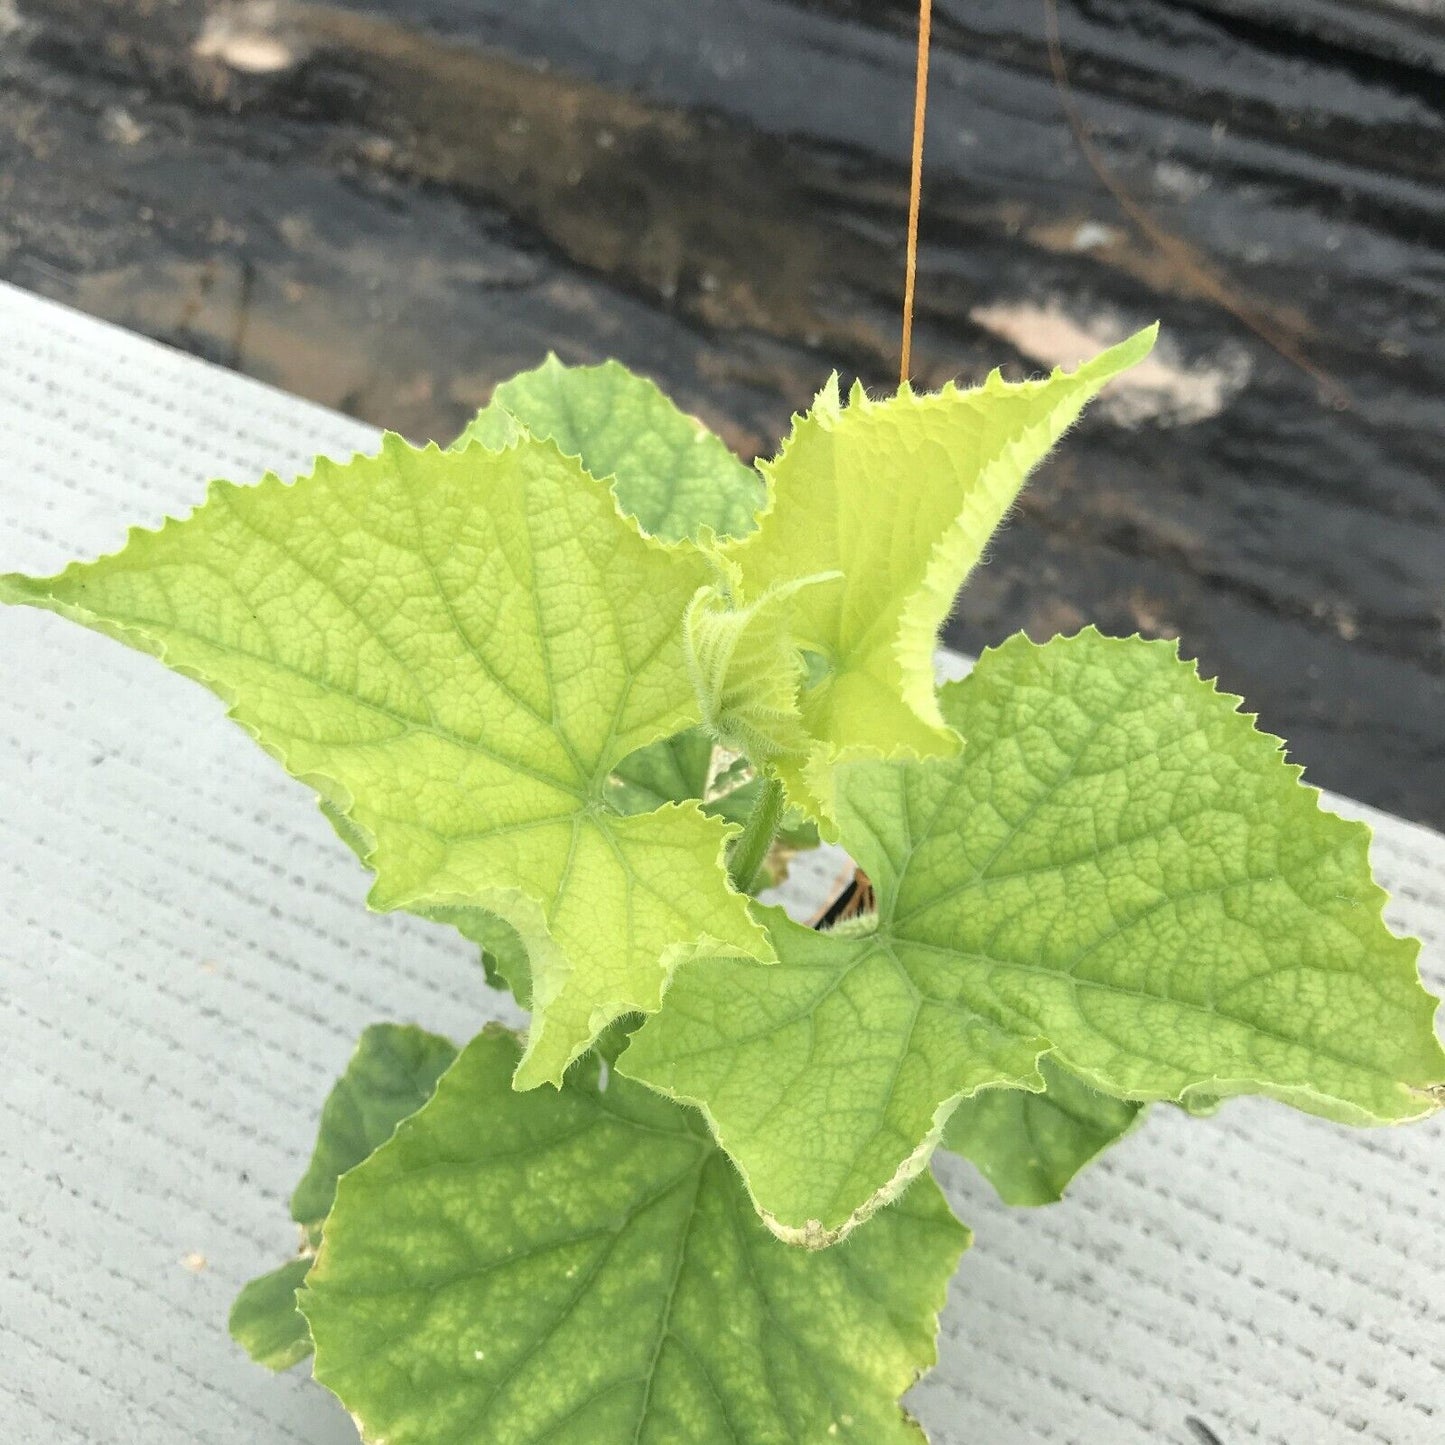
[0,281,1440,1445]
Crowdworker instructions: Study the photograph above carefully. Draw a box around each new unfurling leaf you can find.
[714,329,1157,823]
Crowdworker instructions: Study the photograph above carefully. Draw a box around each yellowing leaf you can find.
[622,630,1444,1242]
[726,329,1157,821]
[0,436,768,1086]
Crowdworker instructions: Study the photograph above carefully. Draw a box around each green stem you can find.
[727,775,786,895]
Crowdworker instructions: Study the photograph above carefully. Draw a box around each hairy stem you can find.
[727,775,786,894]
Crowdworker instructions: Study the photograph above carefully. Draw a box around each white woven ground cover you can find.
[1,282,1441,1444]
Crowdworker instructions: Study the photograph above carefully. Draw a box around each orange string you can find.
[899,0,932,386]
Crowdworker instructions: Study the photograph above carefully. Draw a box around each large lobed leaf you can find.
[711,329,1156,822]
[229,1024,459,1371]
[622,630,1445,1244]
[0,435,768,1087]
[300,1026,967,1445]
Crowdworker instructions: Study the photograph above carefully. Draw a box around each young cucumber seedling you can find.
[4,333,1441,1443]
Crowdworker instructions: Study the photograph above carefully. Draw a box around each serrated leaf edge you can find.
[942,626,1445,1121]
[2,433,773,1087]
[896,327,1158,737]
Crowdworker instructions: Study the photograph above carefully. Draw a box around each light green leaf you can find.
[726,329,1157,822]
[300,1026,967,1445]
[457,355,764,542]
[451,401,524,452]
[1,436,769,1085]
[942,1059,1143,1206]
[229,1258,313,1372]
[622,629,1445,1242]
[684,572,839,767]
[623,907,1045,1247]
[229,1024,459,1371]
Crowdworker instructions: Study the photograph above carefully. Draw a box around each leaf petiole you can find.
[726,773,786,895]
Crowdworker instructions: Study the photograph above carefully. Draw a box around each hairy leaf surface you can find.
[622,630,1445,1242]
[0,437,769,1084]
[300,1026,967,1445]
[684,572,837,767]
[723,330,1156,821]
[942,1059,1143,1206]
[456,355,763,541]
[229,1024,459,1371]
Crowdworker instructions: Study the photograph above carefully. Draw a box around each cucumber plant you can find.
[4,332,1441,1442]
